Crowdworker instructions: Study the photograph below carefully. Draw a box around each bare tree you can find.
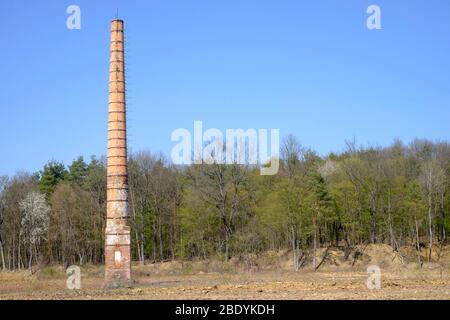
[129,152,182,263]
[0,176,8,270]
[421,160,445,262]
[189,160,251,260]
[49,183,97,266]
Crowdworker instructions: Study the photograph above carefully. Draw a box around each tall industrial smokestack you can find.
[104,19,132,287]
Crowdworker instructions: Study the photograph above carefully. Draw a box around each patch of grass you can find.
[37,266,65,280]
[80,264,103,278]
[0,271,31,282]
[181,262,194,274]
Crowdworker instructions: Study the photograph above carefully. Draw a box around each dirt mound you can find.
[257,244,448,271]
[348,244,404,269]
[100,244,450,276]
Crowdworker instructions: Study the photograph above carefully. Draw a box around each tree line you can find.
[0,137,448,272]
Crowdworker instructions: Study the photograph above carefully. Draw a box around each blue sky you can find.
[0,0,449,175]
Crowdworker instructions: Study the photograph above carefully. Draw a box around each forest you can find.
[0,136,448,272]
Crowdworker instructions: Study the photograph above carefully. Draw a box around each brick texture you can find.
[104,19,132,287]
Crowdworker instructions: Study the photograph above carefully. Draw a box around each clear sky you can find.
[0,0,449,175]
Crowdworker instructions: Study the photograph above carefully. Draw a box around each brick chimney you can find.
[104,19,132,287]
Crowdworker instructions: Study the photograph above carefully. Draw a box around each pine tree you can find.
[38,161,67,197]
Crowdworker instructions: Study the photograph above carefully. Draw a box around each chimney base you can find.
[104,225,131,287]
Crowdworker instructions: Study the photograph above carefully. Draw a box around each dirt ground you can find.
[0,268,449,300]
[1,245,449,300]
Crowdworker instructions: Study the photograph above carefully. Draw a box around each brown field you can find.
[1,245,449,300]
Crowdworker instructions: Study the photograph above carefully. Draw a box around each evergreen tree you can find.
[38,161,67,197]
[67,156,88,185]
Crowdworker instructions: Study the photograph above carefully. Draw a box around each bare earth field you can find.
[0,268,449,300]
[1,245,449,300]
